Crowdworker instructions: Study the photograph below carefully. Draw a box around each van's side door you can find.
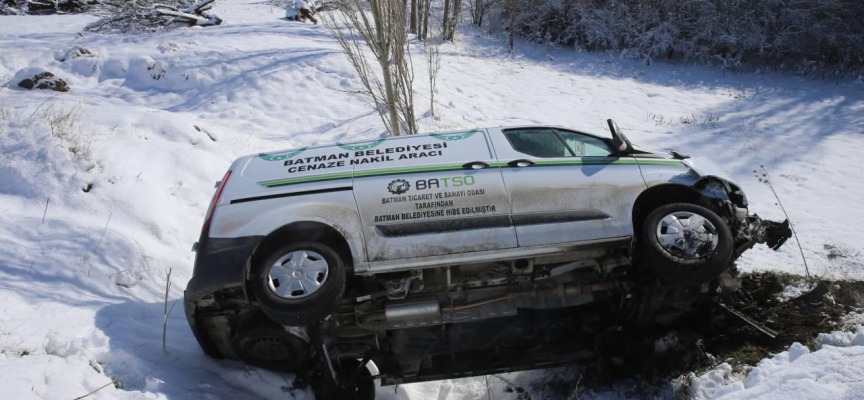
[487,127,647,247]
[352,130,517,262]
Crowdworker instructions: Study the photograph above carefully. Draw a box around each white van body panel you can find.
[350,130,518,262]
[209,190,368,265]
[201,126,745,276]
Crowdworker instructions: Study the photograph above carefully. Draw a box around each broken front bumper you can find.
[734,216,792,259]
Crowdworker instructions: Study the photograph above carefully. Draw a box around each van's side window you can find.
[503,129,613,158]
[503,129,574,158]
[558,131,613,157]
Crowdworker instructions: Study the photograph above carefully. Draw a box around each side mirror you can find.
[607,119,632,156]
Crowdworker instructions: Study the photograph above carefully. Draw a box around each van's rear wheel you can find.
[252,242,346,326]
[639,203,733,285]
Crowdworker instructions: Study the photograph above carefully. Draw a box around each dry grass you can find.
[0,105,23,136]
[33,99,105,166]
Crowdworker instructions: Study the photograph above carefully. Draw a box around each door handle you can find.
[507,159,535,168]
[462,161,490,170]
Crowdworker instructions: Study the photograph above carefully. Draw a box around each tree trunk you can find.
[508,4,515,53]
[417,0,424,39]
[442,0,450,39]
[410,0,417,34]
[420,0,430,40]
[446,0,461,40]
[370,0,401,136]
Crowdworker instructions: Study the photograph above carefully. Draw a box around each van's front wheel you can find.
[638,203,733,285]
[251,242,346,326]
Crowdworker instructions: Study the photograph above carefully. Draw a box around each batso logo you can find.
[387,179,410,195]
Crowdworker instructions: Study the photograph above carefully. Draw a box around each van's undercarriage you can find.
[186,215,791,398]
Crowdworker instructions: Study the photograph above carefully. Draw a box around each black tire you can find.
[638,203,733,285]
[252,241,346,326]
[231,321,311,372]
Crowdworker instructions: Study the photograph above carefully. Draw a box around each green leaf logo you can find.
[258,147,306,161]
[430,130,479,141]
[337,138,386,151]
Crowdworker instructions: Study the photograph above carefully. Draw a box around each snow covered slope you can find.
[1,1,863,399]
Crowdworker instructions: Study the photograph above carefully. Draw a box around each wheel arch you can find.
[632,177,738,240]
[249,220,355,277]
[631,183,701,240]
[244,220,352,325]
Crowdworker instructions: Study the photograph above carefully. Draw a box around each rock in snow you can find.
[16,70,70,92]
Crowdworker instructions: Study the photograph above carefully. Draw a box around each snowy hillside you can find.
[1,0,863,399]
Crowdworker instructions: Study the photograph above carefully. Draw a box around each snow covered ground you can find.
[1,1,863,399]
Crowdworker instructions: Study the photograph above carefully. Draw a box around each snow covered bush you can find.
[0,0,100,15]
[85,0,222,33]
[492,0,864,75]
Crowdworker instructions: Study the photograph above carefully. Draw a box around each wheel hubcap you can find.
[267,250,329,299]
[656,211,719,259]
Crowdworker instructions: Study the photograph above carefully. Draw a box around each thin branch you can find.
[163,267,173,354]
[72,380,113,400]
[41,198,49,223]
[758,165,810,279]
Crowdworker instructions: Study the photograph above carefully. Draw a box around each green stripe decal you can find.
[353,164,465,177]
[259,165,466,187]
[258,159,681,187]
[495,158,682,167]
[632,159,684,165]
[260,171,354,187]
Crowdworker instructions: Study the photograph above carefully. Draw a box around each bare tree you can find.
[467,0,498,27]
[391,4,418,134]
[424,35,441,118]
[322,0,418,135]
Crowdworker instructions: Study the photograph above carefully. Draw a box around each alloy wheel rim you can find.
[656,211,719,259]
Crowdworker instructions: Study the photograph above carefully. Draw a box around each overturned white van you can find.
[184,120,790,398]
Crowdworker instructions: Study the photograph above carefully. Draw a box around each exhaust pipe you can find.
[384,300,441,321]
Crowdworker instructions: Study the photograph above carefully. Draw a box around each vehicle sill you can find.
[354,236,631,275]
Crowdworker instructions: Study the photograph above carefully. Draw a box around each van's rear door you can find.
[352,130,517,262]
